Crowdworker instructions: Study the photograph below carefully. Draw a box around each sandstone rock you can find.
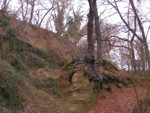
[61,70,95,113]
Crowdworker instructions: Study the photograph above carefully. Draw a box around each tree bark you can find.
[29,0,35,24]
[93,0,103,65]
[86,0,95,64]
[130,41,136,73]
[140,44,146,71]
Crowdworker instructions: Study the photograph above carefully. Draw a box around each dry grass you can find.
[9,17,80,65]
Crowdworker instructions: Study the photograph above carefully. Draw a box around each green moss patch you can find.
[31,74,60,96]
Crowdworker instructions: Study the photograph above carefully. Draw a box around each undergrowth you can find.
[0,60,23,112]
[0,16,10,27]
[32,75,60,97]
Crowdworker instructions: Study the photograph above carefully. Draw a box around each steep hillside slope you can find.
[0,12,146,113]
[0,12,81,65]
[0,12,80,113]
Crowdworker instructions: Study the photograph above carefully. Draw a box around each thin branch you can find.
[146,26,150,39]
[107,0,143,43]
[108,39,131,50]
[38,1,54,27]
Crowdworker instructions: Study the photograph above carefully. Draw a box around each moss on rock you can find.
[61,70,95,113]
[101,60,118,72]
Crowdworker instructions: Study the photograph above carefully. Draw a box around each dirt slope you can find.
[0,12,70,113]
[14,19,80,64]
[0,12,148,113]
[90,87,147,113]
[1,13,81,64]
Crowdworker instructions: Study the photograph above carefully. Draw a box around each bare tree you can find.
[135,40,146,71]
[107,0,150,70]
[129,0,150,70]
[53,2,64,35]
[38,1,54,27]
[65,9,83,45]
[28,0,36,24]
[18,0,30,21]
[1,0,11,12]
[52,0,72,35]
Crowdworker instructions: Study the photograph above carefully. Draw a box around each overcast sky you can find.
[1,0,149,43]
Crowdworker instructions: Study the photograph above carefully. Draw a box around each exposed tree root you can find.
[61,59,132,92]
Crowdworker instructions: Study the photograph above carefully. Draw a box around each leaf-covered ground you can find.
[90,87,147,113]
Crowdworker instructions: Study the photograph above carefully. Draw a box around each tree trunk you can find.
[2,0,9,12]
[139,44,145,71]
[86,0,95,64]
[144,42,150,69]
[93,0,103,65]
[129,0,150,70]
[130,41,137,73]
[29,0,35,24]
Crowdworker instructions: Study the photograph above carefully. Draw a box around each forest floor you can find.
[90,86,148,113]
